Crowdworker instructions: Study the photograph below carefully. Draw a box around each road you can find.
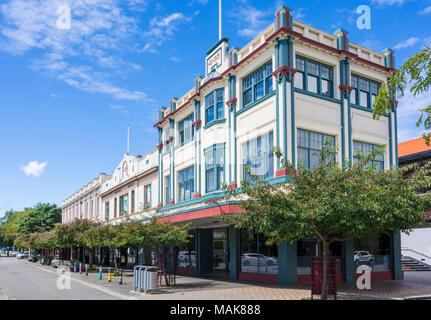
[0,256,117,300]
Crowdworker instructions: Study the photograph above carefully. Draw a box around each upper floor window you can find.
[120,194,128,216]
[165,175,171,205]
[131,190,135,213]
[205,89,224,124]
[295,56,333,97]
[205,144,225,192]
[242,131,274,182]
[353,141,384,172]
[242,61,273,107]
[179,114,194,146]
[105,202,109,221]
[114,198,117,218]
[144,184,152,209]
[178,166,194,202]
[350,75,380,109]
[297,129,335,170]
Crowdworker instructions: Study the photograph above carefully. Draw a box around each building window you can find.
[177,229,196,269]
[242,61,273,108]
[205,144,225,192]
[144,184,152,209]
[114,198,117,218]
[178,166,194,202]
[295,56,333,97]
[240,230,278,274]
[353,141,384,172]
[131,190,135,213]
[105,202,109,221]
[120,194,128,216]
[242,131,274,182]
[165,175,171,205]
[179,114,194,146]
[297,129,335,170]
[205,88,224,124]
[350,75,380,109]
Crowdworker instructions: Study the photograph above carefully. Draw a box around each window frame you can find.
[242,60,273,108]
[242,131,274,182]
[295,55,334,98]
[165,175,171,205]
[204,143,225,193]
[297,129,336,170]
[178,113,195,146]
[177,166,194,202]
[105,202,109,221]
[350,74,381,109]
[120,193,129,216]
[144,184,152,209]
[205,88,225,125]
[353,140,384,171]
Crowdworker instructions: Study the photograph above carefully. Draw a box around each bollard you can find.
[85,264,88,276]
[99,266,102,280]
[74,262,77,274]
[119,268,123,285]
[79,263,82,274]
[108,267,111,282]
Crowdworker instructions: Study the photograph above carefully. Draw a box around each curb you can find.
[403,295,431,300]
[23,261,137,300]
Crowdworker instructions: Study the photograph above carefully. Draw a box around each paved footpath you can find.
[4,256,431,300]
[0,257,118,300]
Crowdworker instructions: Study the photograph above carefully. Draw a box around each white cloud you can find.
[228,4,272,38]
[419,6,431,15]
[397,87,431,142]
[394,37,420,50]
[142,13,191,53]
[0,0,151,101]
[371,0,405,5]
[20,161,47,177]
[170,56,181,62]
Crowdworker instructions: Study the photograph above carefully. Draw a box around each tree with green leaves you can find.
[17,203,61,234]
[374,46,431,143]
[224,140,431,300]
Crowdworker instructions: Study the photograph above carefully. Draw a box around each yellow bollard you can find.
[108,267,111,282]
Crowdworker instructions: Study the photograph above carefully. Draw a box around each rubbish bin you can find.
[145,267,158,292]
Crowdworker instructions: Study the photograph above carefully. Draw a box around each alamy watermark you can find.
[56,265,71,290]
[356,5,371,30]
[56,5,71,30]
[356,265,372,290]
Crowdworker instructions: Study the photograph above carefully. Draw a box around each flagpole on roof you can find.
[219,0,222,40]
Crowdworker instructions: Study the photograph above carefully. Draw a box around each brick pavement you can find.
[22,260,431,300]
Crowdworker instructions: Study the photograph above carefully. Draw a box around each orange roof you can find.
[398,137,431,157]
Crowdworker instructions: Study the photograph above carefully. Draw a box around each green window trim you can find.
[350,74,381,109]
[105,202,109,221]
[165,175,171,205]
[205,88,225,126]
[353,140,384,172]
[178,166,194,202]
[242,60,273,108]
[242,131,274,182]
[295,55,334,98]
[120,194,129,216]
[204,143,225,193]
[178,113,194,146]
[144,184,152,209]
[297,128,336,170]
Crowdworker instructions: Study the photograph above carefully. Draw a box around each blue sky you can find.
[0,0,430,215]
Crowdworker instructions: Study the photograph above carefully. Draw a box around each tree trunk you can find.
[321,240,329,300]
[114,249,118,269]
[70,247,73,261]
[89,248,94,267]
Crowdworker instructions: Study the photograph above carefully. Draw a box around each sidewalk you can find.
[22,259,431,300]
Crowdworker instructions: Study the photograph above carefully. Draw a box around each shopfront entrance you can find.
[212,228,229,272]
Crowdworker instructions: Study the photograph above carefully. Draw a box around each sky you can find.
[0,0,430,215]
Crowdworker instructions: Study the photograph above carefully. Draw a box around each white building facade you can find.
[153,7,401,285]
[62,173,111,224]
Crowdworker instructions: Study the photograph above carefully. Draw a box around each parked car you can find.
[28,254,38,262]
[354,251,375,266]
[16,252,29,259]
[10,251,20,257]
[241,253,277,266]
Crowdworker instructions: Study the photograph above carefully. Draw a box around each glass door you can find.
[213,228,229,271]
